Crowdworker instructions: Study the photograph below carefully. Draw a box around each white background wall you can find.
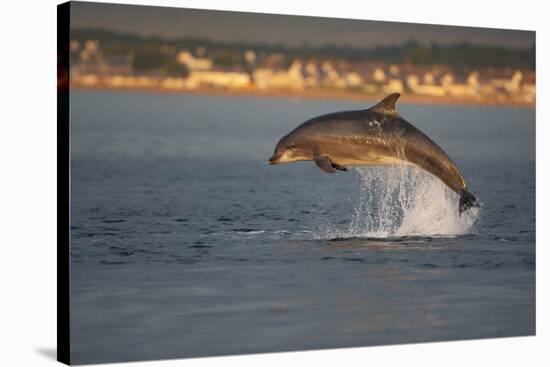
[0,0,546,366]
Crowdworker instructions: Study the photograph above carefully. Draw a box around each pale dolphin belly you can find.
[329,152,405,167]
[319,136,464,193]
[317,137,407,167]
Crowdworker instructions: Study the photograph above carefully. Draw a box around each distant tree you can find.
[212,50,243,68]
[72,29,536,72]
[103,42,133,56]
[405,46,433,65]
[132,49,169,71]
[163,61,190,77]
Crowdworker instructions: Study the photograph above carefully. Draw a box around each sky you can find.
[70,1,535,49]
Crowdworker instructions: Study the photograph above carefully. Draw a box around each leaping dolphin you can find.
[268,93,479,214]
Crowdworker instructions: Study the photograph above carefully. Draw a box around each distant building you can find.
[389,64,400,77]
[343,72,363,88]
[177,51,213,71]
[103,54,133,75]
[406,74,445,97]
[383,79,404,94]
[185,70,249,89]
[70,40,80,53]
[244,50,256,64]
[304,61,320,88]
[262,53,288,70]
[321,61,347,88]
[373,68,386,83]
[75,40,106,75]
[254,60,305,90]
[423,72,435,85]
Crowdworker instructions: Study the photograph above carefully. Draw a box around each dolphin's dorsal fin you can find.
[370,93,400,114]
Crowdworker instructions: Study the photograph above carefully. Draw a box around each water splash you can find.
[318,165,479,239]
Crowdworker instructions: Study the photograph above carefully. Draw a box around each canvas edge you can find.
[57,1,71,365]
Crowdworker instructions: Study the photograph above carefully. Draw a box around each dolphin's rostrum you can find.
[269,93,479,214]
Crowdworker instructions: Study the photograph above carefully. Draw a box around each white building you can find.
[177,51,213,71]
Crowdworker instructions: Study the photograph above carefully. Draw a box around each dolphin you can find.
[268,93,479,213]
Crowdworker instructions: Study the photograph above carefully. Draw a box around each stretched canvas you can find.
[58,1,536,365]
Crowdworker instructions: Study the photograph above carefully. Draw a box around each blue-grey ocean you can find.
[70,90,535,364]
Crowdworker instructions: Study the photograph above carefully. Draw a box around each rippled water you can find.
[70,90,535,364]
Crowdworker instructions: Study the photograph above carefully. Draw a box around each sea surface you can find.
[69,90,535,364]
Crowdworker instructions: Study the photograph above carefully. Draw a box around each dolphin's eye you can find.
[288,142,296,148]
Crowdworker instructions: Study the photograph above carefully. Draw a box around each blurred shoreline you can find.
[67,33,536,109]
[70,82,535,108]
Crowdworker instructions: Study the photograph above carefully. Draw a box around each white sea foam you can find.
[318,165,479,239]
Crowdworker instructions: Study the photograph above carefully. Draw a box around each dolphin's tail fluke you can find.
[458,189,479,214]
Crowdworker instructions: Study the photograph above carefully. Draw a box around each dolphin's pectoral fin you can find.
[332,163,348,171]
[314,156,347,172]
[314,155,337,174]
